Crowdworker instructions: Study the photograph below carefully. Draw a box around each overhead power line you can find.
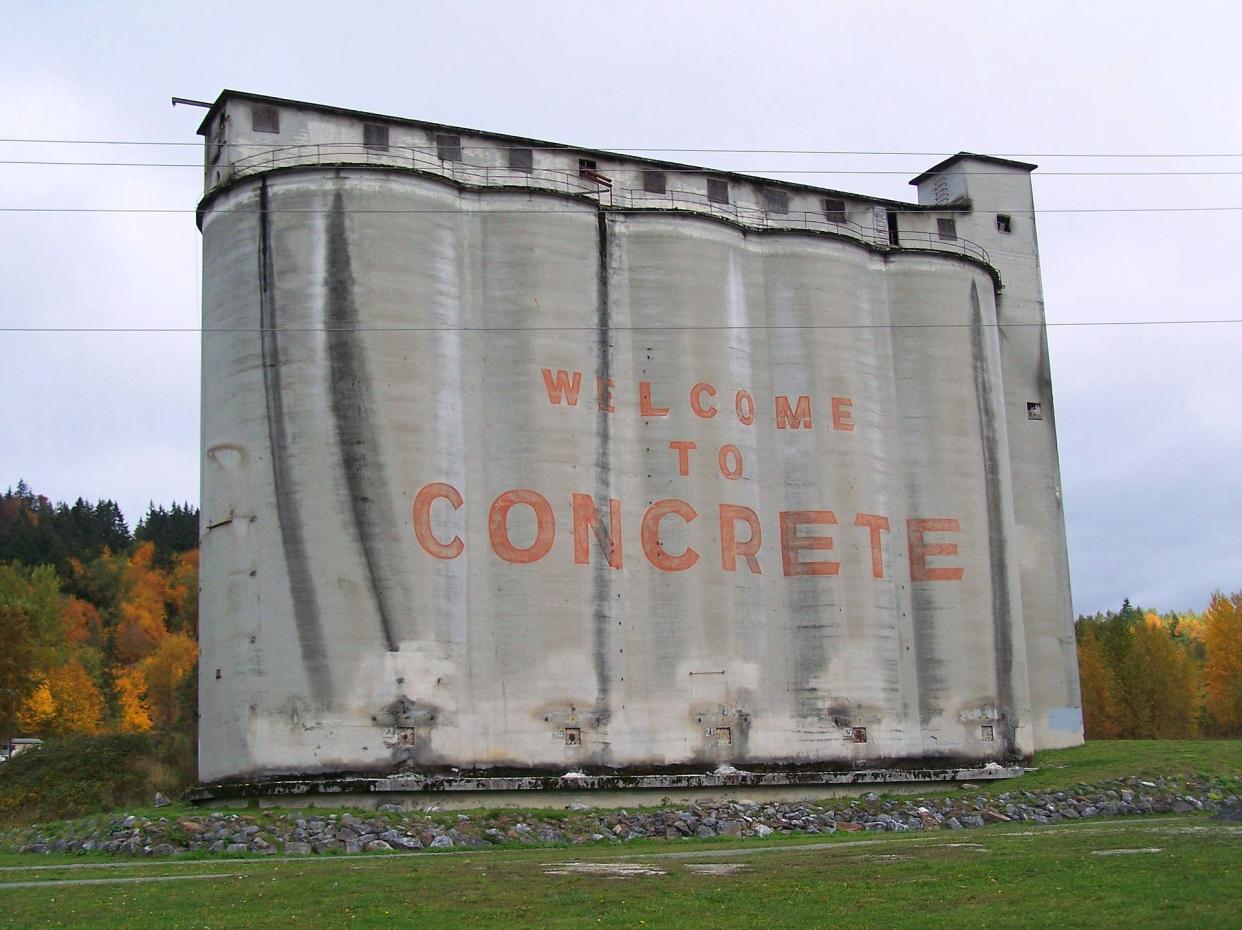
[3,206,1242,215]
[3,320,1240,335]
[3,138,1242,158]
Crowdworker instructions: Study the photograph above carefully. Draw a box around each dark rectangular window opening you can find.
[707,178,730,205]
[1027,401,1044,421]
[508,147,533,172]
[251,105,280,134]
[851,726,868,744]
[763,188,789,214]
[937,217,958,240]
[436,133,463,162]
[643,169,667,194]
[996,213,1013,233]
[578,158,598,178]
[363,124,389,151]
[886,211,900,246]
[824,198,847,224]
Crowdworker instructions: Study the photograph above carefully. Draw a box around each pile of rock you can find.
[7,774,1238,858]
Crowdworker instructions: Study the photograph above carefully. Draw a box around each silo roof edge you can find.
[197,89,955,212]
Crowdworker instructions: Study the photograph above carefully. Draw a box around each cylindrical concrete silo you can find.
[195,94,1064,798]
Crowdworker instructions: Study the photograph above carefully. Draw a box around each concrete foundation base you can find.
[187,764,1025,811]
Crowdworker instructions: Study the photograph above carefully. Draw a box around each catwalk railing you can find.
[222,143,989,265]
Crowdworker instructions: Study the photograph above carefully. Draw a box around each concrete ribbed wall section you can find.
[199,169,1035,783]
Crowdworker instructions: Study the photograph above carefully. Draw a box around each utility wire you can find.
[2,206,1241,215]
[3,320,1240,334]
[4,138,1242,158]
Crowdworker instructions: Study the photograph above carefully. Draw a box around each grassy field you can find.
[0,740,1239,928]
[1002,739,1242,790]
[0,815,1237,929]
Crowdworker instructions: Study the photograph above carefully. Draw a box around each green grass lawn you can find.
[0,815,1237,929]
[1,740,1239,928]
[1012,739,1242,790]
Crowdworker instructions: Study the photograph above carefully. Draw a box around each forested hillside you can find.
[0,483,199,744]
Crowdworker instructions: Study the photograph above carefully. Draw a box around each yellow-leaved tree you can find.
[1076,624,1121,739]
[1203,591,1242,735]
[137,632,198,729]
[16,660,104,736]
[113,665,153,732]
[113,542,169,664]
[16,681,55,734]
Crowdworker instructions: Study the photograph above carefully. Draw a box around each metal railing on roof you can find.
[223,143,989,265]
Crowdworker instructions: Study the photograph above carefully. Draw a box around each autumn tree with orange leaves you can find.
[0,486,199,742]
[1203,592,1242,735]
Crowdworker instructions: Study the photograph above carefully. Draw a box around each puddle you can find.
[544,862,667,878]
[683,863,750,876]
[846,854,906,862]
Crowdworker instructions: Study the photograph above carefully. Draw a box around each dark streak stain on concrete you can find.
[592,210,614,734]
[324,187,400,652]
[911,580,940,727]
[257,178,334,704]
[970,280,1016,754]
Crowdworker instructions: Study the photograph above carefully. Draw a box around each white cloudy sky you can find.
[1,1,1239,617]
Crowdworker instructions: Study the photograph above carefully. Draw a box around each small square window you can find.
[508,147,533,172]
[996,214,1013,233]
[850,726,868,744]
[643,170,667,194]
[980,724,995,741]
[251,105,279,134]
[937,217,957,240]
[563,727,581,746]
[363,124,389,151]
[436,133,462,162]
[763,188,789,214]
[707,178,729,205]
[1027,401,1044,421]
[824,198,847,223]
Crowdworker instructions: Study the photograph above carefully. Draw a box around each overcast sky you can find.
[2,1,1239,617]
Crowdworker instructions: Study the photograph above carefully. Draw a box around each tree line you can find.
[1077,595,1242,738]
[0,483,199,744]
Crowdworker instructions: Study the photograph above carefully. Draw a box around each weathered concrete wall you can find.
[913,160,1083,749]
[199,163,1046,783]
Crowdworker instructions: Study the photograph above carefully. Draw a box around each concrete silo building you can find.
[192,90,1081,802]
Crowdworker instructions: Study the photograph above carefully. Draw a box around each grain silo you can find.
[192,91,1081,803]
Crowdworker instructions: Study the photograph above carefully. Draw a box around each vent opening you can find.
[436,133,462,162]
[363,124,389,151]
[251,106,279,134]
[824,198,847,223]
